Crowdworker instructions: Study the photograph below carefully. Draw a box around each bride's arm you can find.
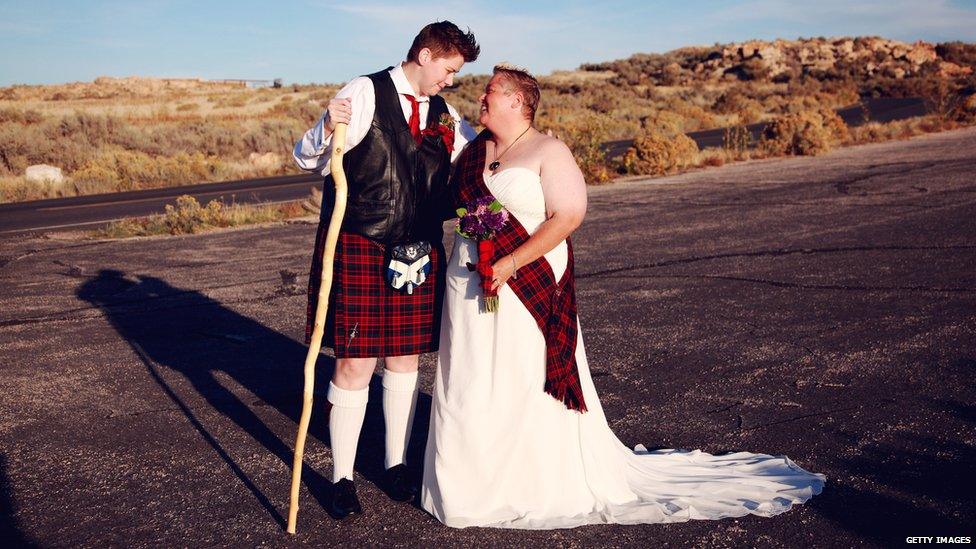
[490,138,587,291]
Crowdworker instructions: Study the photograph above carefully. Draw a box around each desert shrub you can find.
[639,110,685,135]
[0,108,44,124]
[100,195,226,236]
[723,124,752,158]
[162,195,225,234]
[0,174,70,202]
[0,122,58,174]
[542,113,616,184]
[918,78,976,123]
[659,63,683,86]
[98,197,301,237]
[819,107,850,142]
[242,119,306,154]
[759,108,849,156]
[306,89,334,101]
[696,147,728,167]
[739,58,771,81]
[668,99,716,131]
[713,88,764,123]
[214,95,249,109]
[625,128,699,176]
[267,100,322,126]
[961,92,976,122]
[72,149,232,191]
[936,42,976,68]
[848,115,956,145]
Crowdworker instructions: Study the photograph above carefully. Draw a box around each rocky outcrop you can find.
[675,37,972,84]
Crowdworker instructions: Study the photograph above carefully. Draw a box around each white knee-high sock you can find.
[382,369,419,469]
[327,381,368,483]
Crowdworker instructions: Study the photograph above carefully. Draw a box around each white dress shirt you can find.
[293,64,477,174]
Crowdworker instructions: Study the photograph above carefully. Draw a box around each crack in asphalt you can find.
[577,244,976,279]
[716,312,826,363]
[741,404,862,431]
[606,273,976,293]
[832,161,939,195]
[0,241,111,278]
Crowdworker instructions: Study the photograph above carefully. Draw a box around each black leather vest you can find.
[320,68,452,245]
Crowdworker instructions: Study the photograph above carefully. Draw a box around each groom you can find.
[292,21,479,518]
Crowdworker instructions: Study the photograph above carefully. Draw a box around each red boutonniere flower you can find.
[421,112,456,153]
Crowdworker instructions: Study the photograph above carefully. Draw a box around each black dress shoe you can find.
[327,478,362,519]
[382,464,418,502]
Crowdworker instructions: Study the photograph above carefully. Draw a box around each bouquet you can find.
[455,195,509,312]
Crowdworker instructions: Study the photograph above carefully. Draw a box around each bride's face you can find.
[478,74,515,128]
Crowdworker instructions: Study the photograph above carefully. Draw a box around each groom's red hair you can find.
[407,21,480,63]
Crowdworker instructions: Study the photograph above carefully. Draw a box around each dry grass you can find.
[96,195,307,238]
[846,115,962,144]
[2,37,974,204]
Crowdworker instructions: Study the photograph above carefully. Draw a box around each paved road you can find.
[1,127,973,547]
[0,173,323,236]
[0,98,927,236]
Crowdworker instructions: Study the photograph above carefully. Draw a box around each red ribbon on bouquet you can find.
[476,240,498,311]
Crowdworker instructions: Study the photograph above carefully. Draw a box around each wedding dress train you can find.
[421,167,825,529]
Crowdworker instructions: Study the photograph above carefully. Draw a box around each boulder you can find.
[834,39,855,58]
[939,61,974,78]
[25,164,64,184]
[905,42,937,65]
[756,45,783,62]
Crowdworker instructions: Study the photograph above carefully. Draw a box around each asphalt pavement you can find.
[1,126,973,548]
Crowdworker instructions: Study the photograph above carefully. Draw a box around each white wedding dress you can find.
[421,167,825,529]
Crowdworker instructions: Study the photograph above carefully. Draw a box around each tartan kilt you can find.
[305,228,445,359]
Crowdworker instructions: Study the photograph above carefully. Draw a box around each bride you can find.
[420,64,825,529]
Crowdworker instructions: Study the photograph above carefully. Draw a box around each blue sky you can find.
[1,0,975,86]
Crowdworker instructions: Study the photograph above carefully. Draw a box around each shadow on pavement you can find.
[77,270,431,526]
[1,454,36,548]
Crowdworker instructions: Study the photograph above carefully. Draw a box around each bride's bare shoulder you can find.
[536,133,576,166]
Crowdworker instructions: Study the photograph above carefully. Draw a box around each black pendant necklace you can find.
[489,125,532,171]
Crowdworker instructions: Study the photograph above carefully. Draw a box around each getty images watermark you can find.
[905,537,971,544]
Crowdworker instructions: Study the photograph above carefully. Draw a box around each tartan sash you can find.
[452,131,587,413]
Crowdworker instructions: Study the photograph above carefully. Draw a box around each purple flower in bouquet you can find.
[460,215,485,237]
[455,195,508,240]
[454,194,511,313]
[483,209,509,233]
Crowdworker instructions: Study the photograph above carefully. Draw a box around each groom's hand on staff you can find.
[325,98,352,134]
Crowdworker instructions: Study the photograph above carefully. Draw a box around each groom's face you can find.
[418,49,465,96]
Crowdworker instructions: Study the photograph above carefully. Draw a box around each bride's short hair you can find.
[493,63,540,121]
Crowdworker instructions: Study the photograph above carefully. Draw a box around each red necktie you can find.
[403,94,422,144]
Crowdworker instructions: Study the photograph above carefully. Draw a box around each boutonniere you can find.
[421,112,457,153]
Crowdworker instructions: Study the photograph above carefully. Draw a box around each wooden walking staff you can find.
[287,122,348,534]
